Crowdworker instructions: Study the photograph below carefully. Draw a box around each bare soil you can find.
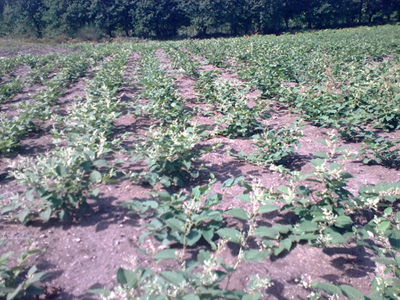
[1,46,399,300]
[0,43,80,59]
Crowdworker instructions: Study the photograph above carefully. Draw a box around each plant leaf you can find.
[225,208,249,220]
[89,170,102,183]
[313,281,342,296]
[116,268,139,289]
[216,228,242,243]
[39,207,52,222]
[258,204,279,214]
[161,271,186,286]
[340,284,364,300]
[154,249,176,261]
[243,250,266,262]
[165,218,185,233]
[253,226,279,239]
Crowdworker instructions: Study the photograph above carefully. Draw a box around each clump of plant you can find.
[135,49,192,124]
[165,45,201,78]
[90,244,272,300]
[0,240,47,300]
[3,49,132,222]
[359,136,400,168]
[0,113,26,154]
[6,132,119,222]
[302,182,400,300]
[61,85,122,137]
[229,120,304,166]
[205,81,267,138]
[96,177,273,300]
[25,65,54,85]
[122,175,224,249]
[269,134,359,248]
[195,70,222,103]
[129,121,216,187]
[0,77,25,102]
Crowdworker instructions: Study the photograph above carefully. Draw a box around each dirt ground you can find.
[0,42,80,59]
[1,45,400,299]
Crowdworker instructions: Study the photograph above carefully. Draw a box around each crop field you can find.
[1,25,400,300]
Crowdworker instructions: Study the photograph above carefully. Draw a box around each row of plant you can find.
[178,26,400,169]
[5,46,133,222]
[0,45,125,155]
[1,28,400,300]
[126,47,212,188]
[103,32,400,299]
[1,53,80,102]
[162,43,201,79]
[1,45,137,300]
[179,26,400,141]
[98,133,400,299]
[0,54,89,154]
[0,44,121,103]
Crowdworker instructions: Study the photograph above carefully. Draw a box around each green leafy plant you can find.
[129,122,216,187]
[99,177,273,300]
[230,120,304,165]
[0,240,46,300]
[0,77,25,102]
[135,48,192,124]
[122,175,225,249]
[90,247,271,300]
[359,136,400,168]
[165,44,201,78]
[6,132,118,222]
[0,113,26,153]
[205,81,267,138]
[305,182,400,300]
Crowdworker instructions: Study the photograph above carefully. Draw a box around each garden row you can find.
[1,25,400,300]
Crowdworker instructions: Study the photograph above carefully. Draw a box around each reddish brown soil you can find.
[0,44,79,59]
[1,47,399,300]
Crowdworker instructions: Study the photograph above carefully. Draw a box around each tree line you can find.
[0,0,399,39]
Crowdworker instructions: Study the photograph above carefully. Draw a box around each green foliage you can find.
[196,79,267,138]
[1,27,400,300]
[129,122,215,187]
[89,250,270,300]
[308,182,400,299]
[230,120,304,165]
[7,138,111,222]
[109,177,274,299]
[164,44,201,78]
[359,136,400,168]
[134,48,193,124]
[195,70,221,102]
[1,0,400,38]
[0,241,46,300]
[0,113,26,153]
[0,77,24,102]
[4,46,131,221]
[122,176,224,248]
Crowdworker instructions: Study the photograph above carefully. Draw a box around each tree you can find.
[114,0,134,36]
[3,0,45,37]
[179,0,224,36]
[224,0,253,35]
[89,0,119,36]
[131,0,187,37]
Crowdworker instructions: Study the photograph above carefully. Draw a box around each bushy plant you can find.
[0,77,24,102]
[7,135,112,222]
[359,136,400,168]
[229,120,304,165]
[90,248,271,300]
[129,122,216,187]
[0,240,46,300]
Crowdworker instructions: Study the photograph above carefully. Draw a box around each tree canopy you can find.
[0,0,398,39]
